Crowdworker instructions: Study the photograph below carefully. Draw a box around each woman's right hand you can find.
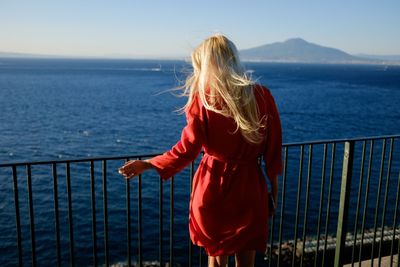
[118,160,153,179]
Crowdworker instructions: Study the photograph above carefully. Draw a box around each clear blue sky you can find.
[1,0,399,58]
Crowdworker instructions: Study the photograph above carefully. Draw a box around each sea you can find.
[0,58,400,266]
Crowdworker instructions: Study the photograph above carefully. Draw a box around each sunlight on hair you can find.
[180,34,266,144]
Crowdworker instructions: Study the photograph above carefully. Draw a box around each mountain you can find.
[240,38,385,64]
[1,40,399,64]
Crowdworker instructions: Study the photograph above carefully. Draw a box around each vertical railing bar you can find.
[66,162,75,267]
[189,161,194,267]
[398,230,400,267]
[103,160,109,266]
[300,144,313,267]
[322,143,336,266]
[277,146,288,267]
[199,157,203,267]
[371,139,386,265]
[390,170,400,267]
[158,175,164,267]
[12,165,23,267]
[268,206,276,267]
[351,140,366,266]
[398,229,400,267]
[26,164,36,267]
[378,138,393,266]
[138,157,143,267]
[292,145,304,267]
[358,140,374,265]
[170,176,174,267]
[90,160,97,267]
[125,158,132,267]
[52,163,61,267]
[314,143,327,267]
[334,141,355,267]
[199,247,203,267]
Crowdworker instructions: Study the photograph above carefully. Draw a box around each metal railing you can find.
[0,135,399,266]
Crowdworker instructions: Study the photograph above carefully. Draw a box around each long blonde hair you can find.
[182,34,265,144]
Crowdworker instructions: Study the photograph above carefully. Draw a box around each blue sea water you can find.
[0,58,400,266]
[1,59,399,162]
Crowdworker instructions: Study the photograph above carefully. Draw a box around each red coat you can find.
[149,84,282,256]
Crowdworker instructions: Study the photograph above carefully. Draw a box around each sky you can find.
[1,0,399,58]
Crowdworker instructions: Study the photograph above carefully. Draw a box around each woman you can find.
[119,34,282,267]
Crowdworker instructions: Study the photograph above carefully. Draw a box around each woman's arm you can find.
[118,95,206,180]
[262,89,282,215]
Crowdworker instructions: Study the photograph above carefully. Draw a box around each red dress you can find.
[149,84,282,256]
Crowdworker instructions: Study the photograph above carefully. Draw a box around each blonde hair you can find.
[182,34,265,144]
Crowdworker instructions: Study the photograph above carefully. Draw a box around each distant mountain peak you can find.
[239,38,371,64]
[284,38,308,44]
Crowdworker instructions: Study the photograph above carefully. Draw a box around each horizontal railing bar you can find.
[283,134,400,147]
[0,153,161,167]
[1,134,399,167]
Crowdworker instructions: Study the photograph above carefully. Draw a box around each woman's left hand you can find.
[118,160,153,179]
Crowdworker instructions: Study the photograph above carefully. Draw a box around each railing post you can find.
[334,141,355,267]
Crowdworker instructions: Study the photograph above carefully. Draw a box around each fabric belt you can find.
[204,153,259,165]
